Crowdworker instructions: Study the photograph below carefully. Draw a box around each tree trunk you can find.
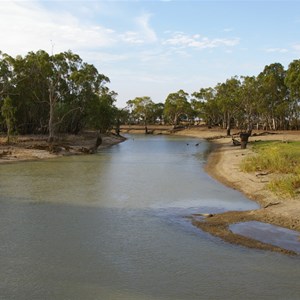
[226,126,231,136]
[226,112,231,136]
[144,118,148,134]
[6,119,11,144]
[48,86,55,143]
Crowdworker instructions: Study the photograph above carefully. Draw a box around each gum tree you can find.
[1,96,16,143]
[164,90,191,127]
[285,59,300,129]
[257,63,288,130]
[126,96,155,133]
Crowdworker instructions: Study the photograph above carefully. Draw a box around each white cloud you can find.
[136,13,157,43]
[223,28,234,32]
[163,32,239,50]
[121,31,145,44]
[120,13,157,45]
[0,1,116,56]
[292,44,300,51]
[265,48,288,53]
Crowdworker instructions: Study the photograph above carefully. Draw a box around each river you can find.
[0,135,299,299]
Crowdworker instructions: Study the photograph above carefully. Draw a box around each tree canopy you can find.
[2,50,300,137]
[0,49,119,141]
[124,60,300,131]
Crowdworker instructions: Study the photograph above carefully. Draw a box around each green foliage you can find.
[2,49,300,133]
[87,92,117,133]
[257,63,288,130]
[191,87,216,124]
[0,49,115,139]
[1,96,16,143]
[126,96,155,126]
[241,141,300,197]
[189,61,300,131]
[164,90,191,125]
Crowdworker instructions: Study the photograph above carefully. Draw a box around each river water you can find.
[0,135,299,299]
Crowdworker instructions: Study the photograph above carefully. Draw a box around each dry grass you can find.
[241,141,300,197]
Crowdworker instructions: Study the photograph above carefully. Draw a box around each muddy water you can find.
[0,135,299,299]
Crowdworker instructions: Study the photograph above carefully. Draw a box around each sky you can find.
[1,0,300,107]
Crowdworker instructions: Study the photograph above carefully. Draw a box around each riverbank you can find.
[0,132,125,163]
[175,127,300,255]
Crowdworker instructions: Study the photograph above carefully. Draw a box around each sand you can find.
[175,127,300,255]
[0,132,125,163]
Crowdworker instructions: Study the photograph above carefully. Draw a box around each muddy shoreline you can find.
[175,127,300,255]
[0,132,126,163]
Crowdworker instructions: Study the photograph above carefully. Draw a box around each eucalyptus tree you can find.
[114,107,130,135]
[257,63,288,130]
[192,87,219,126]
[0,52,17,132]
[57,53,110,134]
[239,76,259,131]
[285,59,300,129]
[126,96,155,133]
[10,51,50,134]
[163,90,191,126]
[215,77,241,135]
[151,102,165,124]
[1,96,16,143]
[17,50,110,140]
[86,90,118,134]
[0,51,13,100]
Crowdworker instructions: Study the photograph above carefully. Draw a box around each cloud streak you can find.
[163,32,239,50]
[120,13,157,44]
[265,48,288,53]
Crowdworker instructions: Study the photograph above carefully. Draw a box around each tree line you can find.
[1,49,300,142]
[0,50,119,142]
[125,61,300,133]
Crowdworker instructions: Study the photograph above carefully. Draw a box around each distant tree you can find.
[257,63,288,130]
[126,96,155,133]
[1,96,16,143]
[86,91,118,134]
[285,59,300,129]
[192,87,218,125]
[239,76,259,131]
[151,102,165,124]
[215,77,241,135]
[164,90,191,126]
[114,107,130,135]
[0,52,14,100]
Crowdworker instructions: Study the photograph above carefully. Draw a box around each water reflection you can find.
[230,221,300,253]
[0,134,299,300]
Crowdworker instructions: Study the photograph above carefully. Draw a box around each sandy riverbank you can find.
[175,127,300,255]
[0,132,125,163]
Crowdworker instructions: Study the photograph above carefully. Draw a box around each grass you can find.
[241,141,300,197]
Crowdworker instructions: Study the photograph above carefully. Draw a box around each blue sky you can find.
[1,0,300,107]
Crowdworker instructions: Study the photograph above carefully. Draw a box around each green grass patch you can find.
[241,141,300,197]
